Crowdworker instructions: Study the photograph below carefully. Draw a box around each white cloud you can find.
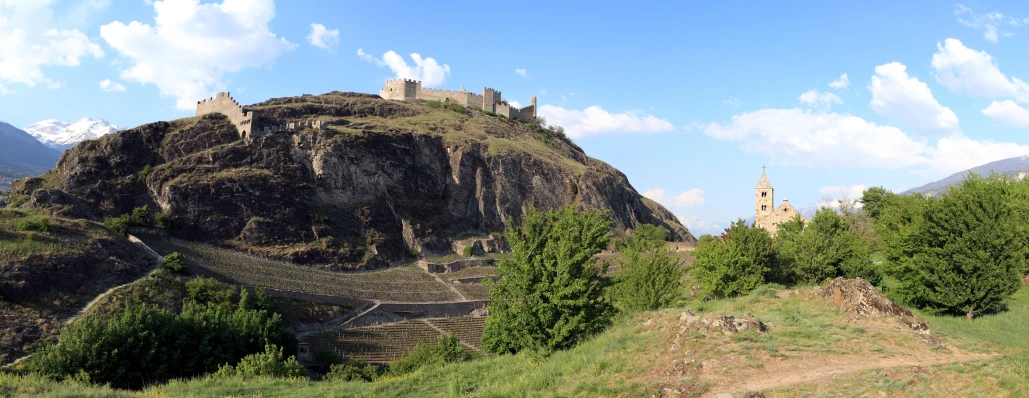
[508,100,522,108]
[643,188,706,209]
[722,96,740,106]
[927,135,1029,172]
[982,100,1029,128]
[539,105,677,139]
[99,78,126,92]
[819,185,866,200]
[955,4,1017,42]
[931,38,1029,102]
[306,23,339,50]
[0,0,105,88]
[357,49,451,87]
[829,73,850,89]
[0,83,9,94]
[100,0,297,110]
[798,89,842,111]
[869,62,960,136]
[515,68,527,78]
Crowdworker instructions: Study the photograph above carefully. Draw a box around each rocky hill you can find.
[0,121,60,186]
[12,92,692,270]
[903,154,1029,196]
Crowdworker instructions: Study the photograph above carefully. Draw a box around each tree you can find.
[860,186,895,220]
[131,206,153,226]
[893,174,1027,319]
[691,220,772,298]
[610,236,685,313]
[481,206,614,356]
[778,209,877,285]
[633,223,670,243]
[214,344,306,379]
[161,252,189,274]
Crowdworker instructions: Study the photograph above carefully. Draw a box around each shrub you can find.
[214,344,306,380]
[131,206,152,226]
[426,100,442,109]
[892,174,1026,319]
[389,334,467,376]
[691,220,772,298]
[774,210,877,285]
[16,216,50,233]
[154,211,174,230]
[137,165,154,182]
[610,236,685,313]
[104,214,131,236]
[186,277,236,307]
[324,361,381,382]
[481,206,614,356]
[634,223,670,243]
[462,246,473,257]
[161,252,189,274]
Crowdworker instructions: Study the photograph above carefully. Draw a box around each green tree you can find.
[161,252,189,274]
[481,206,614,356]
[633,223,670,243]
[779,209,877,285]
[860,186,895,220]
[691,220,773,298]
[214,344,306,379]
[893,174,1027,319]
[131,206,153,226]
[186,277,237,308]
[104,214,131,236]
[610,236,685,312]
[389,334,468,376]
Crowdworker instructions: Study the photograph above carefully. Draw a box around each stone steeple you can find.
[755,167,774,217]
[756,167,773,190]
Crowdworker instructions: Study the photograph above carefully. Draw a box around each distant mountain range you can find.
[0,121,61,188]
[24,117,121,151]
[903,155,1029,196]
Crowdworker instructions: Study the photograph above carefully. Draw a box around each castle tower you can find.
[755,167,774,217]
[530,96,537,118]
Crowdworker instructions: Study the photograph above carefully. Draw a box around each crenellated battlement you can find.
[196,92,257,140]
[378,79,537,123]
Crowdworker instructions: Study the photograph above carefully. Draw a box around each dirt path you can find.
[730,351,995,393]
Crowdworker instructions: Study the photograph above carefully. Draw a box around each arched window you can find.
[761,192,767,198]
[761,205,767,211]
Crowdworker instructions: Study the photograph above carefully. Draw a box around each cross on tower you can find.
[762,165,766,173]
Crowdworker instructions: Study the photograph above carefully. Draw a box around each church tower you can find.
[755,167,774,217]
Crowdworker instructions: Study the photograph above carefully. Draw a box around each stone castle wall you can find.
[196,92,256,140]
[379,79,536,123]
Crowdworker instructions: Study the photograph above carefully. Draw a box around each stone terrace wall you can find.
[196,92,256,140]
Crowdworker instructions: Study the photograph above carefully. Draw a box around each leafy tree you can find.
[893,174,1027,319]
[161,252,189,274]
[104,215,131,236]
[860,186,895,220]
[692,220,774,298]
[214,344,306,379]
[186,277,237,308]
[697,234,715,246]
[481,206,614,356]
[610,236,685,312]
[131,206,153,226]
[154,211,174,230]
[777,209,877,285]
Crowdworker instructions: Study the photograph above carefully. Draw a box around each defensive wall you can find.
[380,78,537,123]
[196,92,325,140]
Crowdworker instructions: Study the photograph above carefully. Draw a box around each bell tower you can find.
[756,166,774,217]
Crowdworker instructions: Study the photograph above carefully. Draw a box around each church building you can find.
[754,168,807,235]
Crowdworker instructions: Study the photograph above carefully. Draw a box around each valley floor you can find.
[2,283,1027,397]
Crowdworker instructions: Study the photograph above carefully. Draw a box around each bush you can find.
[610,236,685,313]
[462,246,473,257]
[34,300,293,389]
[154,211,174,230]
[633,223,670,243]
[691,220,772,298]
[891,174,1027,319]
[774,210,877,285]
[161,252,189,274]
[481,206,614,356]
[389,334,468,376]
[104,214,131,236]
[16,216,50,233]
[425,100,442,109]
[214,344,306,380]
[186,277,237,308]
[137,165,154,182]
[131,206,152,226]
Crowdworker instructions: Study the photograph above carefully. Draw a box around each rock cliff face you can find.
[16,92,693,269]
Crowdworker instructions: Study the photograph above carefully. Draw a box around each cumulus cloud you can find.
[100,0,297,110]
[515,68,527,78]
[508,100,522,108]
[829,73,850,89]
[99,78,126,92]
[955,4,1018,42]
[869,62,960,136]
[982,100,1029,128]
[357,49,451,87]
[306,23,339,50]
[0,0,105,88]
[931,39,1029,102]
[723,96,740,106]
[798,89,842,111]
[538,105,677,139]
[643,188,706,210]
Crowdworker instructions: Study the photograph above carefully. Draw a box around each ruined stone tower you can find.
[196,92,256,140]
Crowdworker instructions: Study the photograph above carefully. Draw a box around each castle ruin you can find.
[380,79,537,123]
[196,92,324,141]
[754,168,807,236]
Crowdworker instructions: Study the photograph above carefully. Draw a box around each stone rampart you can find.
[196,92,256,140]
[379,79,537,123]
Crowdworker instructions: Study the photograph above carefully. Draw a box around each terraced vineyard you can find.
[441,266,498,281]
[453,283,491,300]
[137,233,461,302]
[426,316,487,350]
[304,317,485,363]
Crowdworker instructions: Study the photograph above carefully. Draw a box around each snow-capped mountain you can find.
[24,117,121,151]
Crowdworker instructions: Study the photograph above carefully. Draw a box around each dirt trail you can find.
[729,351,994,393]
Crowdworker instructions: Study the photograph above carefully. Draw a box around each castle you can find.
[754,168,807,235]
[379,79,537,123]
[196,92,324,141]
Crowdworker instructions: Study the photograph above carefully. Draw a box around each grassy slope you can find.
[6,284,1027,397]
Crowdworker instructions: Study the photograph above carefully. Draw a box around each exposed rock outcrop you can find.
[818,277,931,336]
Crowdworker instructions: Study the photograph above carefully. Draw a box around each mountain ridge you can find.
[24,117,121,151]
[903,154,1029,196]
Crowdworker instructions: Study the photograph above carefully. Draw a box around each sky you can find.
[3,0,1029,235]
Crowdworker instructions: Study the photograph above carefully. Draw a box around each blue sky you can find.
[3,0,1029,235]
